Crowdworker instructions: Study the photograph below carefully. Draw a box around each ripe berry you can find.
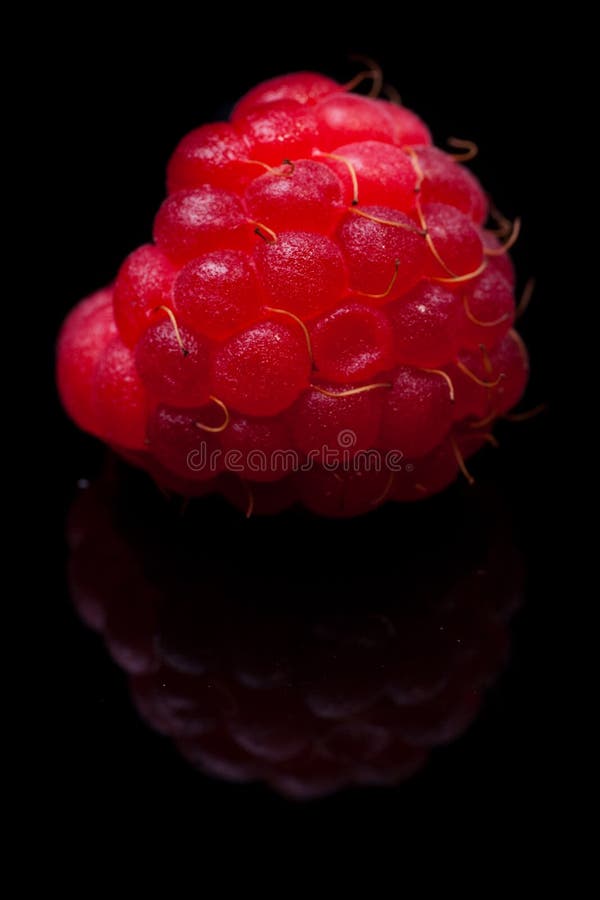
[491,331,529,414]
[166,123,253,194]
[336,205,426,297]
[314,93,400,147]
[134,318,212,407]
[387,282,461,368]
[231,71,340,120]
[420,202,484,278]
[147,404,222,481]
[253,230,346,319]
[378,367,454,459]
[211,320,311,416]
[244,160,344,233]
[92,336,147,450]
[323,140,418,208]
[382,102,432,146]
[219,414,294,483]
[298,465,394,518]
[458,267,515,350]
[57,287,117,434]
[154,186,251,262]
[390,438,460,502]
[57,69,530,515]
[481,230,516,285]
[311,302,393,383]
[288,382,384,462]
[113,245,177,346]
[173,250,261,340]
[236,102,319,166]
[412,145,487,223]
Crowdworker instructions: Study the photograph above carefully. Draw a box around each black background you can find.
[27,5,570,859]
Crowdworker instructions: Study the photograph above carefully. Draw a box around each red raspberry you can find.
[57,286,117,436]
[57,71,529,515]
[67,469,522,798]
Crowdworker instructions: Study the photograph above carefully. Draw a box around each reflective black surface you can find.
[66,463,523,799]
[31,13,565,846]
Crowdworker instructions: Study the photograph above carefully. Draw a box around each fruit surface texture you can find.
[57,70,528,516]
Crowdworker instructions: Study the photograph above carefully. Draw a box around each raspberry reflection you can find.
[67,462,522,799]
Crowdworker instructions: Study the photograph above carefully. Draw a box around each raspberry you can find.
[113,244,177,346]
[314,93,431,149]
[288,382,385,463]
[173,250,261,341]
[387,282,461,367]
[57,70,530,515]
[147,404,223,481]
[236,102,320,166]
[336,204,427,297]
[211,319,311,416]
[67,469,522,798]
[412,145,488,223]
[458,267,515,350]
[420,202,484,278]
[134,318,212,408]
[310,302,394,383]
[57,286,117,435]
[153,186,252,262]
[244,160,344,233]
[253,230,346,318]
[219,414,293,482]
[92,336,147,450]
[231,71,340,120]
[323,140,418,208]
[166,124,254,194]
[379,367,455,459]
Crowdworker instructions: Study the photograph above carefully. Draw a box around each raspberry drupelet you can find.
[57,70,528,516]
